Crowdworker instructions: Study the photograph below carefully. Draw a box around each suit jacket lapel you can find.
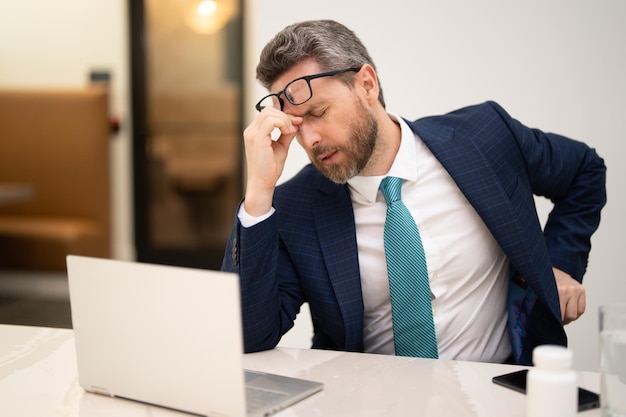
[409,119,522,257]
[312,178,364,351]
[407,118,560,321]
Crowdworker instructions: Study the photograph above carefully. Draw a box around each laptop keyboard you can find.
[246,386,289,413]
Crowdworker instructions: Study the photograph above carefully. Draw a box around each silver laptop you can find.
[66,255,323,417]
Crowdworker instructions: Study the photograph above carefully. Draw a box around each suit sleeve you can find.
[488,101,607,281]
[221,207,304,352]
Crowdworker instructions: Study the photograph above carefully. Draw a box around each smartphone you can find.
[492,369,600,412]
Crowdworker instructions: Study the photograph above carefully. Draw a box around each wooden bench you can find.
[0,88,111,271]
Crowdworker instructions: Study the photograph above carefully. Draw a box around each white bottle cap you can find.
[532,345,573,370]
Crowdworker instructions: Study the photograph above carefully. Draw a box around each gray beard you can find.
[312,107,378,184]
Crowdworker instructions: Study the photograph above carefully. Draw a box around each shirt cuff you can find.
[237,204,275,228]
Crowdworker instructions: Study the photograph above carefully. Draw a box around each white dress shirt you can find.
[348,113,511,363]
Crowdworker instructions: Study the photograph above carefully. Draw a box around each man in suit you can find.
[221,20,606,365]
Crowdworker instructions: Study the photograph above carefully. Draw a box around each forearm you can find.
[221,213,302,352]
[543,143,606,281]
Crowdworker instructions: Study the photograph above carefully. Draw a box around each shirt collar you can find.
[348,112,418,204]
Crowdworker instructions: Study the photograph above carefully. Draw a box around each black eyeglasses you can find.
[255,67,362,112]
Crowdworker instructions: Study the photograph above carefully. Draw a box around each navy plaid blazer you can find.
[221,101,606,365]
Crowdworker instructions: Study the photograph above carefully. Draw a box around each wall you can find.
[0,0,134,261]
[246,0,626,371]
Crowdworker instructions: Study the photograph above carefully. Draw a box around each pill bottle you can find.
[526,345,577,417]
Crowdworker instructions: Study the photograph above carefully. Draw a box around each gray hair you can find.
[256,20,386,108]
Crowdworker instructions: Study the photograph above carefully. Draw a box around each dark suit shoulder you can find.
[410,101,509,128]
[406,101,519,147]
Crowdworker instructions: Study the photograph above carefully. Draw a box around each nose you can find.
[296,122,320,150]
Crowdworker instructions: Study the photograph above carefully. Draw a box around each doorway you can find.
[129,0,243,269]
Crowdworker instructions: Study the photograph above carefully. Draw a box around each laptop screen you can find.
[67,255,248,416]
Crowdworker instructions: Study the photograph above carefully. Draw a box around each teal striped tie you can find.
[380,176,438,358]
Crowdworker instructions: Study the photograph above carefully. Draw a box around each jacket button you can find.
[231,236,238,266]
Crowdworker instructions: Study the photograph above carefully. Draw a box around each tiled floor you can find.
[0,296,72,328]
[0,271,72,329]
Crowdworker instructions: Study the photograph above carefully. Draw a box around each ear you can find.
[357,64,380,105]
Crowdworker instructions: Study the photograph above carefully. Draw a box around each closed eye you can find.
[305,105,327,118]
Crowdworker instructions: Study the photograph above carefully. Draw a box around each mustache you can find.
[311,145,340,159]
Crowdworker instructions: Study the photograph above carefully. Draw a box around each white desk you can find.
[0,324,600,417]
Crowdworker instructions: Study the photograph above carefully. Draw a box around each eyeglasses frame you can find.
[255,66,362,112]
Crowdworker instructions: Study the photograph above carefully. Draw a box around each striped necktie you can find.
[380,176,438,358]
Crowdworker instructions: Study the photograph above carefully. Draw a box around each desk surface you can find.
[0,324,600,417]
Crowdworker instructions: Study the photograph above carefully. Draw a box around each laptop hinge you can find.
[90,386,113,397]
